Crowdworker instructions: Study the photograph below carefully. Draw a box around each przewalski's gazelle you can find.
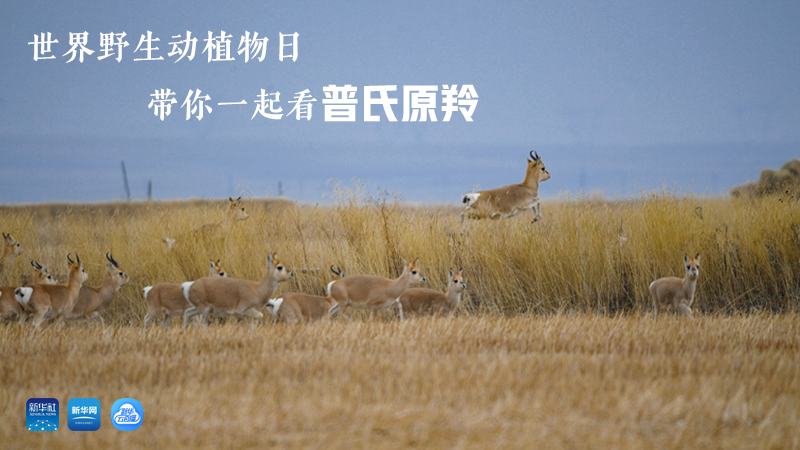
[328,258,427,321]
[267,265,345,323]
[0,260,57,321]
[163,197,250,249]
[650,254,701,319]
[15,253,88,327]
[66,253,131,325]
[461,151,551,222]
[398,269,466,318]
[0,233,24,279]
[143,259,231,328]
[183,253,294,327]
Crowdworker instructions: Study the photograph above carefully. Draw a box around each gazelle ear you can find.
[412,257,419,265]
[695,253,701,261]
[449,269,454,278]
[684,254,689,263]
[267,254,274,267]
[402,258,408,267]
[459,268,464,275]
[210,261,215,269]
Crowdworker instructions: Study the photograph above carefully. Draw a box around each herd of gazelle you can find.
[0,152,703,326]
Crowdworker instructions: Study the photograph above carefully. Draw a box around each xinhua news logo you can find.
[67,398,101,431]
[110,398,143,431]
[26,398,59,431]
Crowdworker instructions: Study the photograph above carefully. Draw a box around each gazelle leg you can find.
[395,300,404,321]
[677,302,693,319]
[184,306,199,328]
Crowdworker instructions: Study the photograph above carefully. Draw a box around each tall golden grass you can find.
[0,187,798,323]
[1,315,798,448]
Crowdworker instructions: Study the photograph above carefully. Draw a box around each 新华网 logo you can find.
[26,398,59,431]
[67,398,101,431]
[110,398,143,431]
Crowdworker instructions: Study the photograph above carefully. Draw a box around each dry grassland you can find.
[1,315,798,449]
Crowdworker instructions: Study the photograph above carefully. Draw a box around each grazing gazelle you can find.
[182,253,294,327]
[143,259,231,328]
[0,233,24,279]
[163,197,250,249]
[267,265,345,323]
[461,151,551,222]
[66,253,131,325]
[0,260,57,321]
[398,269,466,318]
[15,253,88,327]
[650,254,701,319]
[328,258,427,321]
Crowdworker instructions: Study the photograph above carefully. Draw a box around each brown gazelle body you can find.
[67,253,131,325]
[143,259,231,328]
[267,265,344,323]
[650,254,701,319]
[183,253,294,326]
[15,254,88,327]
[462,151,551,222]
[0,233,24,280]
[0,261,57,321]
[399,269,466,317]
[163,197,249,249]
[328,258,427,320]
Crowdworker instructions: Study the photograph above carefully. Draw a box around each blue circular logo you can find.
[110,398,143,431]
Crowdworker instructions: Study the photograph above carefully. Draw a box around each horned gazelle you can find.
[0,260,57,322]
[328,258,427,321]
[462,151,551,222]
[650,254,701,319]
[267,265,344,323]
[67,253,131,325]
[15,253,88,327]
[163,197,249,249]
[398,269,466,317]
[143,259,231,328]
[183,253,294,327]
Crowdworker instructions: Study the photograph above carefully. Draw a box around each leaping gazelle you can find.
[462,151,551,222]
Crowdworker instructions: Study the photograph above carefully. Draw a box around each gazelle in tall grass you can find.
[163,197,250,249]
[328,258,427,321]
[66,253,131,325]
[398,269,466,318]
[267,265,344,323]
[461,151,551,222]
[143,259,231,328]
[15,253,88,327]
[650,254,701,319]
[0,233,24,279]
[183,253,294,327]
[0,260,57,321]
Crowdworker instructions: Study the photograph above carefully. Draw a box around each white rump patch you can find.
[162,237,176,250]
[649,281,655,289]
[326,280,336,297]
[15,287,33,305]
[463,192,480,207]
[266,298,283,317]
[143,286,153,299]
[181,282,194,303]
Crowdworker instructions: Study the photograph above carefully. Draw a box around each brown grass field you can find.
[1,189,799,447]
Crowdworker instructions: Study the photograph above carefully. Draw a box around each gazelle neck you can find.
[387,270,412,298]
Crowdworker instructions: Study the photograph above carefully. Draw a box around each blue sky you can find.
[0,1,798,203]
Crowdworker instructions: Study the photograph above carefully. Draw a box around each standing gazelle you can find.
[15,253,88,327]
[398,269,466,318]
[163,197,249,249]
[143,259,231,328]
[461,151,551,222]
[328,258,427,321]
[0,260,57,322]
[0,233,24,280]
[67,253,131,325]
[650,254,701,319]
[267,265,345,323]
[183,253,294,327]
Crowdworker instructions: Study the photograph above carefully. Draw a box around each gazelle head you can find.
[31,260,57,285]
[449,269,467,293]
[526,151,551,183]
[210,259,232,278]
[402,258,427,285]
[3,233,23,258]
[106,252,131,291]
[227,197,249,221]
[67,253,89,284]
[684,254,700,280]
[268,253,294,282]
